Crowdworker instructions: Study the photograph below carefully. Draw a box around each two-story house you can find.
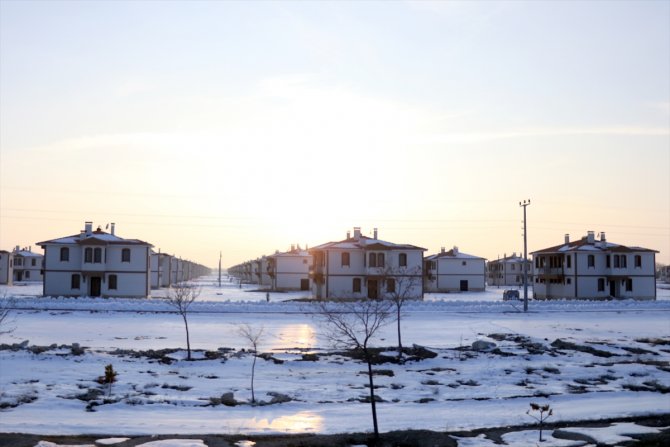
[532,231,657,300]
[309,227,426,300]
[486,253,532,287]
[424,247,486,292]
[37,222,153,298]
[267,246,312,291]
[11,246,44,282]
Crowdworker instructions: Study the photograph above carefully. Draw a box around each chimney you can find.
[600,232,606,242]
[441,247,445,254]
[15,245,20,252]
[85,221,93,236]
[565,234,570,244]
[587,231,595,244]
[110,222,115,236]
[373,228,378,239]
[453,246,459,255]
[346,231,351,239]
[291,244,295,252]
[353,227,361,240]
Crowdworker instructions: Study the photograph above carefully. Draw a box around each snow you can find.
[95,439,130,445]
[0,276,669,439]
[557,422,667,445]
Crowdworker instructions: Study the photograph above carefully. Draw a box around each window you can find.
[377,253,385,268]
[462,261,467,266]
[588,255,595,268]
[566,255,571,269]
[121,248,131,263]
[614,255,620,268]
[597,278,605,291]
[511,264,516,271]
[109,274,117,290]
[341,252,350,267]
[386,278,395,293]
[399,253,407,267]
[535,257,540,268]
[606,255,611,268]
[71,274,80,289]
[369,253,377,267]
[353,278,361,293]
[626,278,632,292]
[60,247,69,262]
[94,248,102,263]
[15,258,22,266]
[85,248,93,263]
[634,255,641,268]
[621,255,627,268]
[31,259,36,266]
[25,271,30,279]
[566,278,572,284]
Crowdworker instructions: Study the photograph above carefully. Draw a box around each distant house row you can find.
[1,222,209,298]
[228,227,659,301]
[229,227,489,300]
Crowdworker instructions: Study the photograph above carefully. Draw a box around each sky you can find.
[1,0,668,268]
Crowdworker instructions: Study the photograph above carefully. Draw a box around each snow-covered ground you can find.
[1,276,669,445]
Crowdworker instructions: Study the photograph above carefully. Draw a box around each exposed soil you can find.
[2,414,669,447]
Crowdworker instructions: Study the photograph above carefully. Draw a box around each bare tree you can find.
[380,265,422,363]
[165,282,200,360]
[316,299,394,442]
[0,295,16,337]
[527,402,553,442]
[238,324,264,404]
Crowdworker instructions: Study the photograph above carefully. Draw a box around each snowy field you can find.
[1,276,669,446]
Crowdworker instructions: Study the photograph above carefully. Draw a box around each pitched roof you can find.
[37,231,152,247]
[310,235,426,252]
[531,236,657,255]
[425,248,485,261]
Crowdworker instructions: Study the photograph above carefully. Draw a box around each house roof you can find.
[531,236,658,255]
[309,235,426,252]
[268,248,312,259]
[425,248,485,261]
[37,230,152,247]
[12,250,43,258]
[488,254,529,264]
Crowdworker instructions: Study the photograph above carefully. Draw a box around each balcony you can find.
[535,267,564,279]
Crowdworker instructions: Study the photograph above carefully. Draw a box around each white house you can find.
[37,222,153,298]
[486,253,532,287]
[309,227,426,300]
[531,231,658,300]
[0,250,12,285]
[424,247,486,292]
[267,246,312,291]
[11,246,44,282]
[150,251,175,288]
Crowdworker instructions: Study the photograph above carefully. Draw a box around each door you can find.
[460,280,469,291]
[300,279,309,291]
[90,276,102,297]
[367,279,379,299]
[609,279,616,297]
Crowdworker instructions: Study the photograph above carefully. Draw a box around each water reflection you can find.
[252,411,323,433]
[267,324,317,351]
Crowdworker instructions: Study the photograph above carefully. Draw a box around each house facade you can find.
[0,250,12,285]
[37,222,153,298]
[487,253,532,287]
[532,232,657,300]
[424,247,486,292]
[309,227,426,300]
[267,246,312,291]
[11,247,44,282]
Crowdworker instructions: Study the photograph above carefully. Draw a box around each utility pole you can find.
[520,199,531,312]
[218,251,222,288]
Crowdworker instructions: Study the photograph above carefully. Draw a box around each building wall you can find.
[0,251,12,285]
[426,257,485,292]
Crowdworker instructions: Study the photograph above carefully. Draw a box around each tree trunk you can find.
[396,306,403,362]
[365,350,380,441]
[251,354,257,403]
[182,314,191,360]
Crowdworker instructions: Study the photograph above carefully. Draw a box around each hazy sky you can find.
[1,0,669,267]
